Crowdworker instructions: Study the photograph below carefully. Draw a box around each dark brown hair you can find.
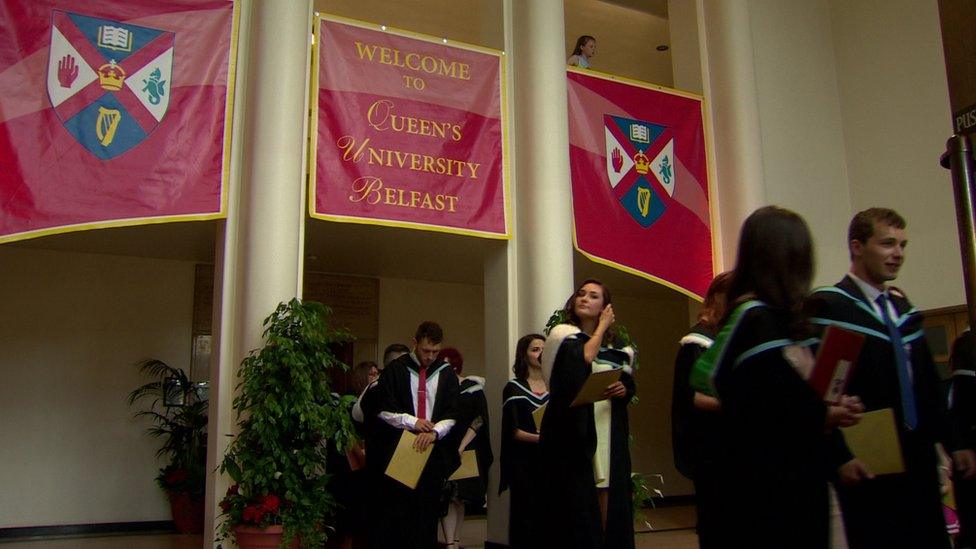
[562,278,618,345]
[726,206,813,337]
[414,321,443,344]
[512,333,545,381]
[350,361,378,394]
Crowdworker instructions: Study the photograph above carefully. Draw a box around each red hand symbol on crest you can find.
[58,55,79,88]
[611,147,623,173]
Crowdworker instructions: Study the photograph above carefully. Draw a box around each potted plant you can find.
[217,298,357,548]
[128,360,208,534]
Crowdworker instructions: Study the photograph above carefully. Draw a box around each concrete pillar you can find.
[204,0,311,545]
[510,0,576,334]
[699,0,766,268]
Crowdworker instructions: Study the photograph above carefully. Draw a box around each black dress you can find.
[445,376,493,508]
[538,324,636,549]
[499,379,548,548]
[671,322,723,548]
[711,301,831,549]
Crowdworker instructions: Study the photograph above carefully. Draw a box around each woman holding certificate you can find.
[540,279,636,549]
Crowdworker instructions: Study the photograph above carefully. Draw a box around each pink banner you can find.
[312,16,508,238]
[0,0,237,243]
[567,70,713,299]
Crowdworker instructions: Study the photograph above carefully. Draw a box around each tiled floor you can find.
[0,506,698,548]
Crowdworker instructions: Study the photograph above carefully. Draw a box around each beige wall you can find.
[0,247,194,527]
[614,292,695,496]
[564,0,674,86]
[747,0,854,287]
[378,277,486,375]
[828,0,962,308]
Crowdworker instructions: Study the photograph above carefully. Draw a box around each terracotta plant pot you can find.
[168,491,204,534]
[233,524,300,548]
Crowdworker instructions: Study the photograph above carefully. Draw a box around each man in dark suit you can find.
[807,207,976,548]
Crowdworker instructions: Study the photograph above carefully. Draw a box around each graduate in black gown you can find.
[499,333,548,549]
[437,347,493,549]
[539,279,636,549]
[806,208,976,549]
[361,322,461,549]
[709,206,863,549]
[670,271,731,549]
[950,330,976,549]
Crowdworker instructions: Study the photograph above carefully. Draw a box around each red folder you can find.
[810,326,865,404]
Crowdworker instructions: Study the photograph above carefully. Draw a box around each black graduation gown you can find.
[950,331,976,547]
[361,354,460,549]
[670,322,723,547]
[711,303,830,549]
[807,276,960,549]
[499,379,547,549]
[539,328,636,549]
[449,377,493,506]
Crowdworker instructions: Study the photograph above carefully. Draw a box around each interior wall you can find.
[828,0,963,309]
[378,277,486,375]
[564,0,674,86]
[0,247,194,528]
[747,0,854,287]
[614,292,694,496]
[316,0,504,49]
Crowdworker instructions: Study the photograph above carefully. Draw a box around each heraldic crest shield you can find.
[603,114,675,228]
[46,10,174,160]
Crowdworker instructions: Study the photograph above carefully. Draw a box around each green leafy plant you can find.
[217,298,357,548]
[128,360,208,499]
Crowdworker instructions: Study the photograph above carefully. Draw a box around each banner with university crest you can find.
[0,0,238,243]
[311,15,509,239]
[567,69,714,299]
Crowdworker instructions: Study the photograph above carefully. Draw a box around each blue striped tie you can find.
[876,293,918,429]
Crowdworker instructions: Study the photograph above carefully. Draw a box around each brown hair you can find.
[512,333,545,381]
[725,206,814,338]
[562,278,618,345]
[572,35,596,56]
[848,208,906,259]
[414,321,443,344]
[698,271,734,329]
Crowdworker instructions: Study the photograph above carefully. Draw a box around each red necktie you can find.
[417,366,427,420]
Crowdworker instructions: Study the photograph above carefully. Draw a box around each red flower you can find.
[219,500,231,512]
[242,505,265,524]
[260,494,280,512]
[227,484,239,495]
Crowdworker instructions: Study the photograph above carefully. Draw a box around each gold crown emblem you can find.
[634,150,650,175]
[98,61,126,91]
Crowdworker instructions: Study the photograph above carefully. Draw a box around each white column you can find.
[204,1,311,545]
[510,0,576,334]
[698,0,766,268]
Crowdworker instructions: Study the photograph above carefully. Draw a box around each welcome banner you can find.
[568,69,714,299]
[312,15,508,238]
[0,0,238,244]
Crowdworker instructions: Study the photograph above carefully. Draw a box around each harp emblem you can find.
[636,187,651,218]
[46,11,174,159]
[96,107,122,146]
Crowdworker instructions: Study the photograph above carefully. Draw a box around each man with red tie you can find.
[807,208,976,548]
[363,321,460,548]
